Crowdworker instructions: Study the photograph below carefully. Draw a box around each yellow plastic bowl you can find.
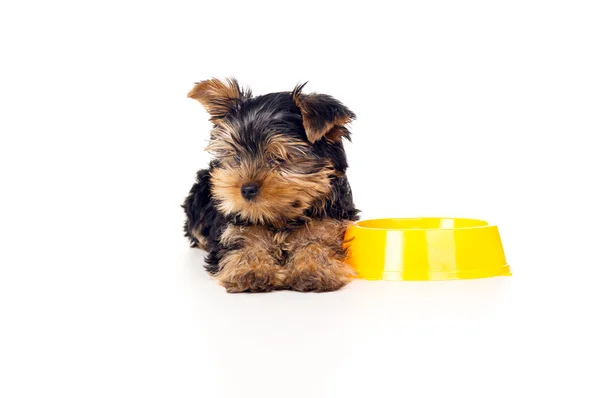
[344,218,511,281]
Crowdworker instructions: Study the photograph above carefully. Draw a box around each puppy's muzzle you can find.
[241,183,259,200]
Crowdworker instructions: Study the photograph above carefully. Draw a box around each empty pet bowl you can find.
[344,218,511,281]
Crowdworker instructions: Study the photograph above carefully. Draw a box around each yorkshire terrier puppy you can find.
[182,78,359,293]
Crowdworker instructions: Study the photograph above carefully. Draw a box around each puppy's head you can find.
[188,78,355,227]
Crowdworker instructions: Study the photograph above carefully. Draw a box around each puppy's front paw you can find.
[220,267,285,293]
[285,243,355,292]
[216,251,286,293]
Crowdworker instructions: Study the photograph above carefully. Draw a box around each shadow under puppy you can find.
[182,78,359,293]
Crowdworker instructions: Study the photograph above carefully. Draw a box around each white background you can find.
[1,1,599,397]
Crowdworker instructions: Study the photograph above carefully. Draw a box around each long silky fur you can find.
[183,79,360,290]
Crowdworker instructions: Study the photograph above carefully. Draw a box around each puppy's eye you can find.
[268,156,284,168]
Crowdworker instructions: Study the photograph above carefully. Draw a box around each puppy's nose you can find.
[241,183,259,200]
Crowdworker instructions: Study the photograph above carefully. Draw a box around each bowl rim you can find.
[349,217,496,231]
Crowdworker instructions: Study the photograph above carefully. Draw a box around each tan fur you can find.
[284,219,356,292]
[264,134,311,160]
[210,155,334,228]
[300,115,352,143]
[292,90,353,143]
[324,125,350,143]
[304,121,335,143]
[187,78,244,121]
[186,79,357,293]
[215,225,287,293]
[205,121,240,155]
[214,220,354,293]
[207,129,311,161]
[190,228,208,250]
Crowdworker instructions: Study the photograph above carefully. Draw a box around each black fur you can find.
[182,80,359,274]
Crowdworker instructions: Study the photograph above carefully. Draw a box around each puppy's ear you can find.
[188,78,251,121]
[292,82,355,143]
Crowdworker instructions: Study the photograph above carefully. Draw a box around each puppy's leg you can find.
[216,225,286,293]
[285,219,355,292]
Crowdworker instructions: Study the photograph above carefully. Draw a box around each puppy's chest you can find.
[221,219,347,251]
[270,230,294,249]
[220,224,300,250]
